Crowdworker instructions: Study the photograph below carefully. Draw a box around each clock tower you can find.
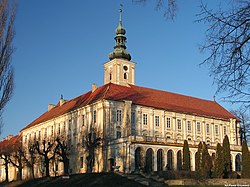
[104,4,135,86]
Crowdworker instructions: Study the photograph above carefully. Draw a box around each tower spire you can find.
[108,2,131,61]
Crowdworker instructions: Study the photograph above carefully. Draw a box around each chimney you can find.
[92,83,97,93]
[48,104,56,111]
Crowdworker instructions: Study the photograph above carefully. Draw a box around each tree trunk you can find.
[45,158,50,177]
[31,165,35,179]
[18,166,22,180]
[5,162,9,182]
[63,158,69,175]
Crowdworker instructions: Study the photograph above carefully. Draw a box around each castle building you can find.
[0,5,243,180]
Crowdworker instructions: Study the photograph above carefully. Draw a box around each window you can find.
[63,122,66,132]
[187,121,191,132]
[177,119,182,130]
[143,114,148,125]
[155,116,160,127]
[131,112,136,134]
[69,119,72,131]
[215,125,219,135]
[93,110,96,123]
[116,131,121,139]
[197,122,201,133]
[206,124,210,134]
[58,124,61,135]
[166,117,171,129]
[38,131,41,141]
[224,126,227,135]
[34,132,36,141]
[116,110,122,122]
[82,115,85,126]
[51,126,54,136]
[80,157,84,168]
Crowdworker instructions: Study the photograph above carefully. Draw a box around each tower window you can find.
[124,73,128,80]
[123,65,128,71]
[109,73,112,81]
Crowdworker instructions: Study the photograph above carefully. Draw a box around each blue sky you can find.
[1,0,234,139]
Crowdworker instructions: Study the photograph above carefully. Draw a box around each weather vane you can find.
[119,0,123,23]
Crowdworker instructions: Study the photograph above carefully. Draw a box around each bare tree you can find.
[82,128,101,173]
[0,0,16,119]
[55,137,70,175]
[0,141,10,182]
[23,142,37,179]
[9,141,24,181]
[198,1,250,106]
[231,108,250,144]
[34,140,56,177]
[132,0,177,20]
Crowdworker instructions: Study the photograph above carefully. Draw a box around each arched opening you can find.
[135,147,143,171]
[177,150,182,171]
[157,149,164,172]
[235,153,242,172]
[145,148,153,173]
[167,150,173,170]
[124,73,128,80]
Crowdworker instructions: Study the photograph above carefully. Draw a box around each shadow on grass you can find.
[1,173,146,187]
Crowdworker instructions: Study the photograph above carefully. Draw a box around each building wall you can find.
[0,99,242,180]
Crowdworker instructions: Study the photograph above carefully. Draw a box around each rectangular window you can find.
[131,112,136,125]
[82,115,85,126]
[155,116,160,127]
[187,121,191,132]
[116,131,121,139]
[131,112,136,134]
[206,124,210,134]
[63,122,66,132]
[224,126,227,135]
[215,125,219,135]
[197,122,201,133]
[143,114,148,125]
[58,124,61,135]
[93,110,96,123]
[166,117,171,129]
[80,157,84,168]
[177,119,182,130]
[116,110,122,122]
[51,126,54,136]
[69,119,72,131]
[34,132,36,141]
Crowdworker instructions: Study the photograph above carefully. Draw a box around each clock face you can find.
[123,65,128,71]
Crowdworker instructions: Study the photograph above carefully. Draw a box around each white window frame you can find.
[166,117,171,129]
[143,113,148,125]
[177,119,182,130]
[155,116,160,127]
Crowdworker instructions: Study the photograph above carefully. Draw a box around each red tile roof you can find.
[0,135,21,154]
[21,83,237,131]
